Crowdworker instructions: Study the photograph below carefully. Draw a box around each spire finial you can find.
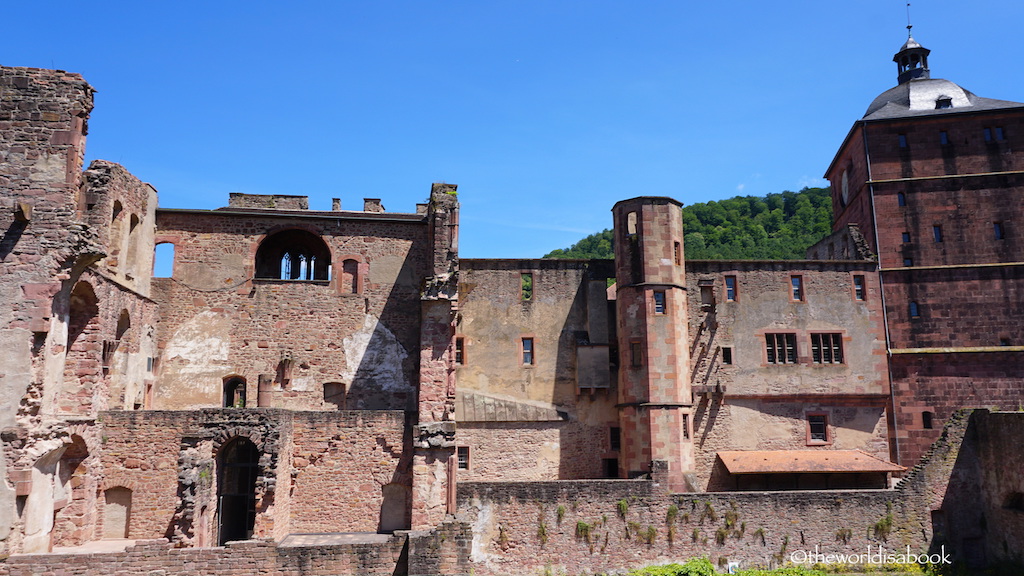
[906,2,913,37]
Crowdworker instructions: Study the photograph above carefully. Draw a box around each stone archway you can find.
[217,437,259,545]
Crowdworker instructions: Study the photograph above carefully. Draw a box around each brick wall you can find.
[152,209,430,411]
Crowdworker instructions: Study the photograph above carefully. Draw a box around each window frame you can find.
[790,275,804,302]
[806,413,831,445]
[629,340,643,368]
[765,333,798,365]
[653,291,666,315]
[724,275,737,302]
[457,446,470,470]
[455,336,465,366]
[521,337,535,366]
[852,275,866,301]
[810,332,844,365]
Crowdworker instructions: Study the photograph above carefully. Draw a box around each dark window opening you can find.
[904,258,914,267]
[995,222,1005,240]
[922,411,934,430]
[996,127,1006,141]
[341,259,359,294]
[725,276,737,302]
[902,232,911,243]
[603,458,619,479]
[910,301,921,318]
[721,346,733,365]
[609,427,621,451]
[673,241,681,265]
[255,229,331,281]
[457,447,469,470]
[455,337,465,365]
[630,341,643,367]
[984,128,993,142]
[765,333,797,364]
[933,225,943,243]
[898,134,907,148]
[936,98,952,110]
[940,131,949,144]
[1001,338,1011,347]
[811,333,844,364]
[898,192,907,207]
[808,414,829,443]
[324,382,346,409]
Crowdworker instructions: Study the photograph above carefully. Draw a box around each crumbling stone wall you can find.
[152,209,431,411]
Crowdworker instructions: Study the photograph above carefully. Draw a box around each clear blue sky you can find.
[7,1,1024,258]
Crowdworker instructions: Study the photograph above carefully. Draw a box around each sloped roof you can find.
[717,450,904,474]
[864,78,1024,121]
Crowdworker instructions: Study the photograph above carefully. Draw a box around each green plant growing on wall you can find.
[639,525,657,545]
[538,520,549,546]
[835,527,852,544]
[714,527,728,545]
[556,505,566,525]
[772,535,790,564]
[617,498,629,520]
[626,521,643,541]
[753,527,766,546]
[699,500,717,524]
[723,502,739,529]
[666,504,679,525]
[667,523,677,544]
[691,527,701,543]
[681,512,691,523]
[576,521,593,543]
[873,503,894,541]
[600,532,609,553]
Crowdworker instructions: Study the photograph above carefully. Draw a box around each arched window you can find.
[153,243,175,278]
[116,310,130,341]
[255,229,331,281]
[341,259,359,294]
[223,377,246,408]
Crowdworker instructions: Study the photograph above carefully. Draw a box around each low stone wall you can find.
[1,537,407,576]
[457,480,905,575]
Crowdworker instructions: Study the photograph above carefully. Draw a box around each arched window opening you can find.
[255,229,331,281]
[153,243,175,278]
[111,201,123,222]
[115,310,130,341]
[223,377,246,408]
[217,437,259,545]
[125,214,141,276]
[341,259,359,294]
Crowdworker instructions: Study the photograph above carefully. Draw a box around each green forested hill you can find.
[544,187,833,260]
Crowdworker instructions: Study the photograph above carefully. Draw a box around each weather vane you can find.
[906,2,913,37]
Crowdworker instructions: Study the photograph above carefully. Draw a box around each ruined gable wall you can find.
[456,259,617,481]
[152,210,429,411]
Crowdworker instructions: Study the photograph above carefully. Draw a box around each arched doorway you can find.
[217,437,259,545]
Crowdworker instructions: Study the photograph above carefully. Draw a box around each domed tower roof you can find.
[862,34,1024,120]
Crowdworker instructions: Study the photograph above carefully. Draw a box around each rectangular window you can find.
[904,258,914,267]
[853,275,866,301]
[674,241,681,265]
[811,333,844,364]
[609,427,621,451]
[940,131,949,145]
[521,273,533,301]
[898,192,907,207]
[996,127,1006,141]
[721,346,733,365]
[630,341,643,367]
[910,301,920,318]
[765,333,797,364]
[682,414,690,439]
[725,275,737,302]
[457,446,470,470]
[790,276,804,301]
[984,127,993,142]
[807,414,829,444]
[898,134,907,148]
[995,221,1005,240]
[653,291,666,314]
[455,337,465,365]
[901,232,910,243]
[522,337,534,365]
[933,225,943,242]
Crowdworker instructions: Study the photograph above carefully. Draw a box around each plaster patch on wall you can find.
[468,497,500,567]
[28,153,64,182]
[342,315,409,392]
[160,310,232,397]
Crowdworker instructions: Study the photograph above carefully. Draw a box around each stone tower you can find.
[611,197,693,490]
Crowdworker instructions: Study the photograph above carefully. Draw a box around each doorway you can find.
[217,437,259,545]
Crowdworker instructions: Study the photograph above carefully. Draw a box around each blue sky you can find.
[7,1,1024,257]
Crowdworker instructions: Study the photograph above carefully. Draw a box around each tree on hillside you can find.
[543,187,832,260]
